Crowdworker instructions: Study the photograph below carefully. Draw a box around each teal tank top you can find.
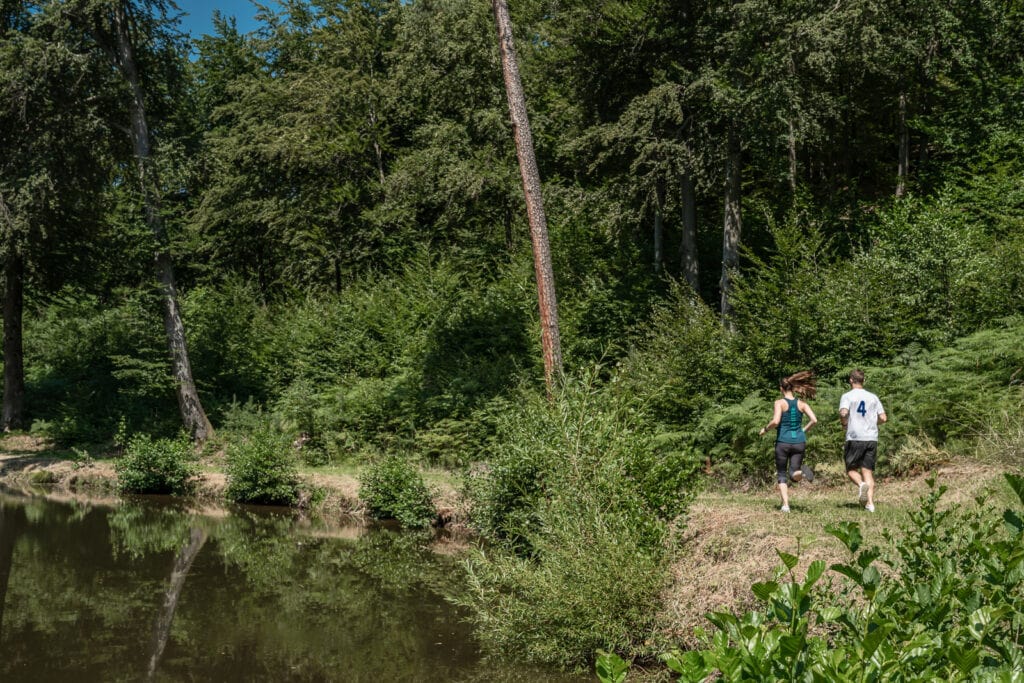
[777,398,806,444]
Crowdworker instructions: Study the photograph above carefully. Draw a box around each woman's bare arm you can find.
[759,400,784,436]
[799,400,818,433]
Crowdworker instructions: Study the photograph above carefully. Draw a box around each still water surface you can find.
[0,489,582,682]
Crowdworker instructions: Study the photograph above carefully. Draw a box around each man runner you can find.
[839,369,887,512]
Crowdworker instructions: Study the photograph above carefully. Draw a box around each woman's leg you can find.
[789,443,805,481]
[775,443,791,510]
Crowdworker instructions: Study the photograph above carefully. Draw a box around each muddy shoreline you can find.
[0,445,467,531]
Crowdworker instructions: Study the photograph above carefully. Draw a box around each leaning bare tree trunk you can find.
[680,173,699,291]
[113,3,212,441]
[2,252,24,431]
[492,0,563,395]
[146,528,207,680]
[896,91,908,198]
[720,128,742,321]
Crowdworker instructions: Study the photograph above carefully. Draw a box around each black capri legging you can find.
[775,442,805,484]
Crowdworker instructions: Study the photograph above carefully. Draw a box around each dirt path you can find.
[657,458,1015,648]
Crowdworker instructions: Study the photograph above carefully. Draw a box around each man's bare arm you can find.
[877,412,887,424]
[839,408,849,428]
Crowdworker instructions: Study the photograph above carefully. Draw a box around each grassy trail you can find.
[657,457,1016,649]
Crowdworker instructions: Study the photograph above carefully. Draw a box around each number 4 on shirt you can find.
[856,400,867,417]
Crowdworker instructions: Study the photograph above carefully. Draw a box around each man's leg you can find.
[860,442,878,510]
[845,441,870,505]
[861,468,875,507]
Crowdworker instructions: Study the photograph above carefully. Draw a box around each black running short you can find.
[775,442,805,484]
[844,440,877,471]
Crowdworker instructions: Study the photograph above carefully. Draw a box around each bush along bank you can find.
[453,372,704,670]
[0,429,445,528]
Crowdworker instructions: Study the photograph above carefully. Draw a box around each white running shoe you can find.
[858,482,870,505]
[780,505,790,513]
[865,503,875,513]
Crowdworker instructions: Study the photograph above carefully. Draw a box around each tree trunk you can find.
[653,179,665,274]
[720,128,742,320]
[369,105,386,187]
[679,172,699,292]
[492,0,563,395]
[787,117,798,197]
[113,3,212,441]
[2,252,24,431]
[146,528,207,680]
[896,91,908,198]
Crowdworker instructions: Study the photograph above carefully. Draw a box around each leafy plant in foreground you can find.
[655,474,1024,681]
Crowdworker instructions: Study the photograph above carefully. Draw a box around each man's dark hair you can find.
[849,369,866,385]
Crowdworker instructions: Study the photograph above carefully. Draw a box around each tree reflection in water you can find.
[0,492,584,681]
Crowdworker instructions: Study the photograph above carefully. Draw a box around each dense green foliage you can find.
[224,427,300,506]
[115,432,197,495]
[358,455,436,528]
[458,374,703,668]
[657,476,1024,681]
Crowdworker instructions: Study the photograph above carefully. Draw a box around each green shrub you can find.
[620,283,755,428]
[225,427,299,505]
[115,433,197,495]
[661,476,1024,681]
[359,455,436,529]
[25,287,179,443]
[180,280,275,417]
[458,372,703,670]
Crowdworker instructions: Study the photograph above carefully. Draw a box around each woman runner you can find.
[759,371,818,512]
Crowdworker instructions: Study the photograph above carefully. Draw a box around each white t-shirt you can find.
[840,388,885,441]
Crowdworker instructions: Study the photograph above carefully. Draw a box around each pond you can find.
[0,488,583,682]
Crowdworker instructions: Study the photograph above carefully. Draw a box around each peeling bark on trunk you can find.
[680,173,699,292]
[492,0,563,395]
[146,528,207,680]
[896,91,908,198]
[113,3,212,441]
[720,128,742,321]
[2,252,24,431]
